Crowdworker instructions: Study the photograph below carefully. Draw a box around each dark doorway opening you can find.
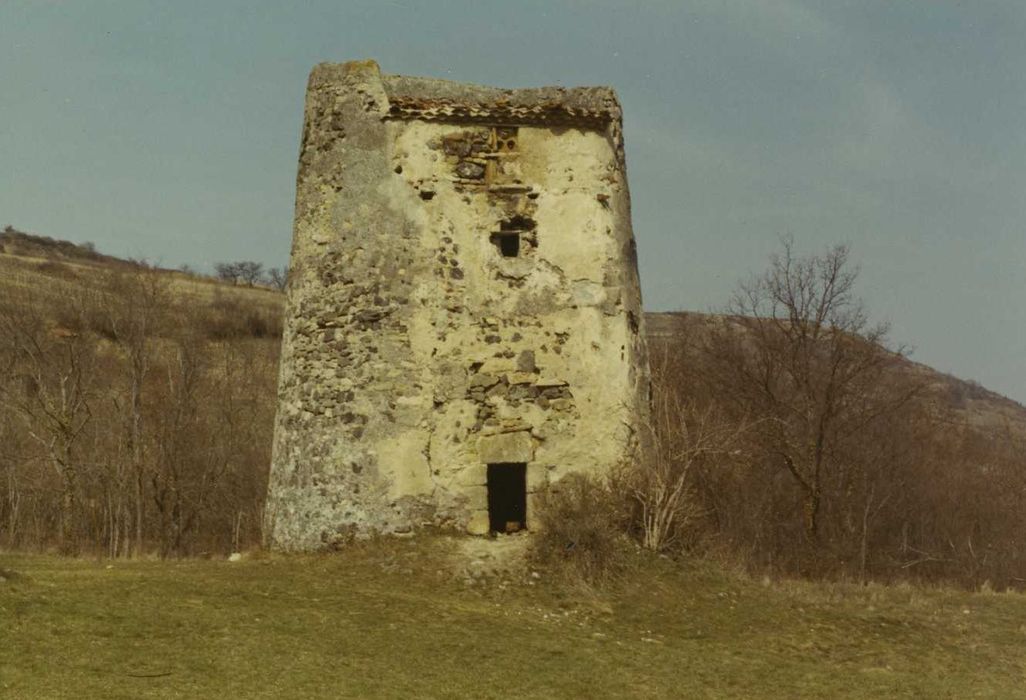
[487,463,527,533]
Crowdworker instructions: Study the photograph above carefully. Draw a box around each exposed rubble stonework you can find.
[265,60,650,550]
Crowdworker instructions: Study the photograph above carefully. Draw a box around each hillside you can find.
[0,227,284,318]
[646,311,1026,440]
[1,225,128,266]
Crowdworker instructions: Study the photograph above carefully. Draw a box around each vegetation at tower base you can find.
[265,61,651,549]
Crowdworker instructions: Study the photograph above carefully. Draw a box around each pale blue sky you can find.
[2,1,1024,403]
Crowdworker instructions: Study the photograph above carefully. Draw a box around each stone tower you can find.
[266,60,649,550]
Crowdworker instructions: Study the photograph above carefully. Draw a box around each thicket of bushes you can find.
[530,473,635,584]
[0,265,278,557]
[531,242,1026,590]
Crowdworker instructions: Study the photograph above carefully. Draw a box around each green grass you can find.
[2,538,1025,699]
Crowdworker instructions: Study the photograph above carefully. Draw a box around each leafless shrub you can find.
[630,348,748,553]
[530,473,632,584]
[201,293,283,340]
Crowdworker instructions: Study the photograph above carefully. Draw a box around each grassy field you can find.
[2,538,1025,699]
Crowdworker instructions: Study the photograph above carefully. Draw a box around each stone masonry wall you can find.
[266,61,649,550]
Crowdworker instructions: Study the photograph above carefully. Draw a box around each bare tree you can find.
[0,305,97,554]
[235,261,264,286]
[0,333,25,548]
[705,238,917,541]
[100,265,170,555]
[151,327,206,556]
[214,262,241,285]
[267,266,287,291]
[215,261,265,287]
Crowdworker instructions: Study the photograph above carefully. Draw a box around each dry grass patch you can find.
[3,538,1025,699]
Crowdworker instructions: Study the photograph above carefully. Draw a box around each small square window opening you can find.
[492,232,520,258]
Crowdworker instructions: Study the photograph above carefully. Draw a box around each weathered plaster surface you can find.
[266,60,649,550]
